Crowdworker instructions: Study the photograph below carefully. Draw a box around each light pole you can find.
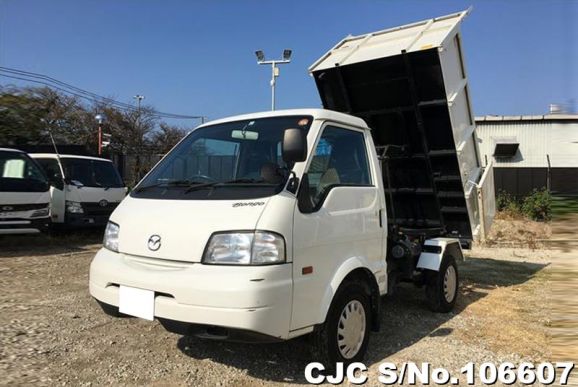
[133,95,145,114]
[95,114,104,155]
[133,94,145,181]
[255,49,292,111]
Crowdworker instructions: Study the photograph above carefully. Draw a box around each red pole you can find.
[98,124,102,155]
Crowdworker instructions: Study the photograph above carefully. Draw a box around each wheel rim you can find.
[443,265,457,303]
[337,300,366,359]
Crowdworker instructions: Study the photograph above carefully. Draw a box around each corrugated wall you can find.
[475,119,578,195]
[476,120,578,168]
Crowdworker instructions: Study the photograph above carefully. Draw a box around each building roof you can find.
[476,114,578,123]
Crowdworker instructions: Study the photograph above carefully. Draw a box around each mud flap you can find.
[416,237,464,272]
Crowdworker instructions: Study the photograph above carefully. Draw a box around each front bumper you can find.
[0,217,50,234]
[89,248,293,340]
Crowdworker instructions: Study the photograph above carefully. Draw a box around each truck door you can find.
[34,157,66,224]
[291,124,385,331]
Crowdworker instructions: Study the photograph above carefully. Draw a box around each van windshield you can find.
[60,158,124,188]
[131,115,312,200]
[0,150,49,192]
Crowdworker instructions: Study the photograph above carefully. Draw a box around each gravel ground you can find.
[0,231,563,386]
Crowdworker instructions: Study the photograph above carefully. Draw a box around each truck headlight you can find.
[66,201,84,214]
[203,231,285,265]
[103,221,120,252]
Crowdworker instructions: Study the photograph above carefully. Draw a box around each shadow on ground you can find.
[177,255,547,384]
[0,228,104,257]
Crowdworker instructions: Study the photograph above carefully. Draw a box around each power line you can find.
[0,66,204,120]
[0,66,201,119]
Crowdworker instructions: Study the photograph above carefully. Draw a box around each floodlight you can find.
[255,50,265,62]
[283,49,292,61]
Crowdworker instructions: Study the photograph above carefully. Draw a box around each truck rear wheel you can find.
[311,281,371,369]
[425,254,458,313]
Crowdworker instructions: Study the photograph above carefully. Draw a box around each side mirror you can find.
[282,128,308,164]
[49,177,64,191]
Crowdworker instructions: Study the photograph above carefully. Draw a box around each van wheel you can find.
[311,281,371,369]
[425,254,458,313]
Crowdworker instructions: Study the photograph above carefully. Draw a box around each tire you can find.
[425,254,459,313]
[311,281,371,369]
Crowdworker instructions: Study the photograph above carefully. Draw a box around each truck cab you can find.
[90,108,464,363]
[30,154,127,227]
[0,148,51,234]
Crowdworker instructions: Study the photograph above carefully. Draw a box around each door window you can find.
[305,126,371,207]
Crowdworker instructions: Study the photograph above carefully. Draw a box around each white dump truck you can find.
[89,10,494,365]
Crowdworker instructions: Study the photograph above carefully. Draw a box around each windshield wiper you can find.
[135,180,205,193]
[220,178,263,184]
[182,178,273,194]
[183,181,221,193]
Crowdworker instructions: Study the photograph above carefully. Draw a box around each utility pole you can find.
[95,114,104,156]
[255,49,292,111]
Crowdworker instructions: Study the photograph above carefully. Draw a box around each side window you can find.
[305,126,371,208]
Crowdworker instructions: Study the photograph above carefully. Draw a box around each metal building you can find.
[475,114,578,198]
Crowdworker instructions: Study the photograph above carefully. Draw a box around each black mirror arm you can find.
[297,173,314,213]
[285,170,300,194]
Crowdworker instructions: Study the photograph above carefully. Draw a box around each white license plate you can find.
[118,286,154,320]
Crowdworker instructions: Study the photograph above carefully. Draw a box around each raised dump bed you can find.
[309,9,494,244]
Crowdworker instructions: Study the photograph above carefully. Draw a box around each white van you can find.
[0,148,51,234]
[30,154,127,228]
[89,11,494,365]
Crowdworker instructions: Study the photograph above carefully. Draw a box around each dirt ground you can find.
[0,220,574,386]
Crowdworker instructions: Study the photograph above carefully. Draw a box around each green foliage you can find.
[497,188,552,221]
[496,190,520,213]
[521,188,552,221]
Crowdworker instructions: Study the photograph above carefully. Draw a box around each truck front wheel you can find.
[425,254,459,312]
[311,281,371,368]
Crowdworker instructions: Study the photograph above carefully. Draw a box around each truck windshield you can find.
[60,158,124,188]
[131,115,313,200]
[0,150,49,192]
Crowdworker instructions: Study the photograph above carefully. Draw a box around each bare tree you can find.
[150,122,189,154]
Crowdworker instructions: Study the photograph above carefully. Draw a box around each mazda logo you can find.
[1,206,13,211]
[99,199,109,207]
[147,235,161,251]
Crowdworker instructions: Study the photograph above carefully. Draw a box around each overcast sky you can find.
[1,0,576,125]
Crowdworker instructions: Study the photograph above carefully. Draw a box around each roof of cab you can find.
[197,109,369,130]
[0,148,26,153]
[29,153,113,162]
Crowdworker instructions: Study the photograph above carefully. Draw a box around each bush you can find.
[521,188,552,221]
[496,189,552,221]
[496,190,521,213]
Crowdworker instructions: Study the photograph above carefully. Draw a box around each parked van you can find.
[30,154,127,227]
[0,148,51,234]
[89,10,494,365]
